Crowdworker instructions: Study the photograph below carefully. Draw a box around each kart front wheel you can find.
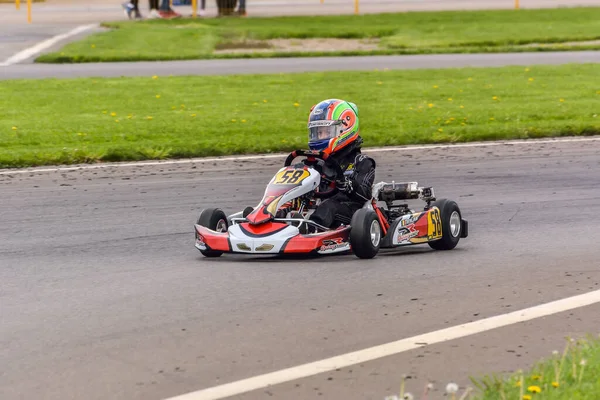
[350,209,381,259]
[428,199,463,251]
[196,208,228,257]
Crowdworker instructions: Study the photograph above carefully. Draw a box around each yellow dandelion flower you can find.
[409,107,413,110]
[529,78,534,82]
[433,85,438,89]
[263,100,268,103]
[552,382,559,388]
[231,119,237,122]
[428,103,434,108]
[493,96,498,100]
[527,386,541,393]
[461,122,466,126]
[515,380,522,387]
[294,102,300,107]
[448,98,453,101]
[438,128,443,132]
[559,98,565,102]
[91,44,96,48]
[146,116,153,120]
[523,396,532,400]
[467,77,473,81]
[242,119,247,123]
[490,117,495,121]
[377,81,383,85]
[115,119,119,123]
[190,114,196,117]
[12,126,17,130]
[460,105,465,109]
[525,68,530,72]
[531,375,541,381]
[156,95,161,99]
[127,115,132,119]
[110,112,116,117]
[450,117,455,121]
[152,75,158,79]
[596,91,600,95]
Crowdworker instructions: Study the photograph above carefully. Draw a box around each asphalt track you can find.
[2,51,600,80]
[2,138,600,400]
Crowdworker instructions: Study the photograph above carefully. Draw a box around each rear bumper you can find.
[461,219,468,238]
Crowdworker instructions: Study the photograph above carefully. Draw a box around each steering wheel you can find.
[283,150,344,199]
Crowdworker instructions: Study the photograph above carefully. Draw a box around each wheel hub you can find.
[449,211,461,237]
[370,219,381,247]
[216,219,228,232]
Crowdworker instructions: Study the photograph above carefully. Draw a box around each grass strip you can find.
[384,336,600,399]
[1,63,599,168]
[472,336,600,400]
[36,7,600,63]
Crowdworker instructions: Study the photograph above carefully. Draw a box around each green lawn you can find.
[36,7,600,63]
[1,64,599,168]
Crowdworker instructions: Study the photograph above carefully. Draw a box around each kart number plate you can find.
[273,169,310,185]
[427,207,443,240]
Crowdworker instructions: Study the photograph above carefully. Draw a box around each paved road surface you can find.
[2,51,600,80]
[1,0,599,65]
[2,138,600,400]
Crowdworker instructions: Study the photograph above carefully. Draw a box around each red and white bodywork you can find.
[194,163,353,255]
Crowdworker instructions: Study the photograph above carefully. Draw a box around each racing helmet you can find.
[307,99,360,156]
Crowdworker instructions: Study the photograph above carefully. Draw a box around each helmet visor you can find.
[308,120,342,142]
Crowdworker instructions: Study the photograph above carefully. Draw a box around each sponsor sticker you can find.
[396,226,419,243]
[195,233,207,250]
[319,237,350,253]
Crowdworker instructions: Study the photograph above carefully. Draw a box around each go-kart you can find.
[194,150,468,259]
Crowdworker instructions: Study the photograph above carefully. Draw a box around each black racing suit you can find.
[309,149,376,229]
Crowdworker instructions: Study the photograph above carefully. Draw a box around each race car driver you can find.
[304,99,376,231]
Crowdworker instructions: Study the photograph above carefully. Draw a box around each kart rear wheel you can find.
[428,199,462,251]
[349,209,381,259]
[196,208,228,257]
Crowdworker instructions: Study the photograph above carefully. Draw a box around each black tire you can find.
[196,208,228,257]
[349,209,381,259]
[428,199,463,251]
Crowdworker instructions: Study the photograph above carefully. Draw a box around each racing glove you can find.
[336,176,354,194]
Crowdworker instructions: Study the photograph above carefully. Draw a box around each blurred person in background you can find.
[122,0,161,19]
[235,0,245,16]
[122,0,141,19]
[158,0,182,18]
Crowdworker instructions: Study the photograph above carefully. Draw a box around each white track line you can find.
[0,24,97,67]
[1,136,599,176]
[166,289,600,400]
